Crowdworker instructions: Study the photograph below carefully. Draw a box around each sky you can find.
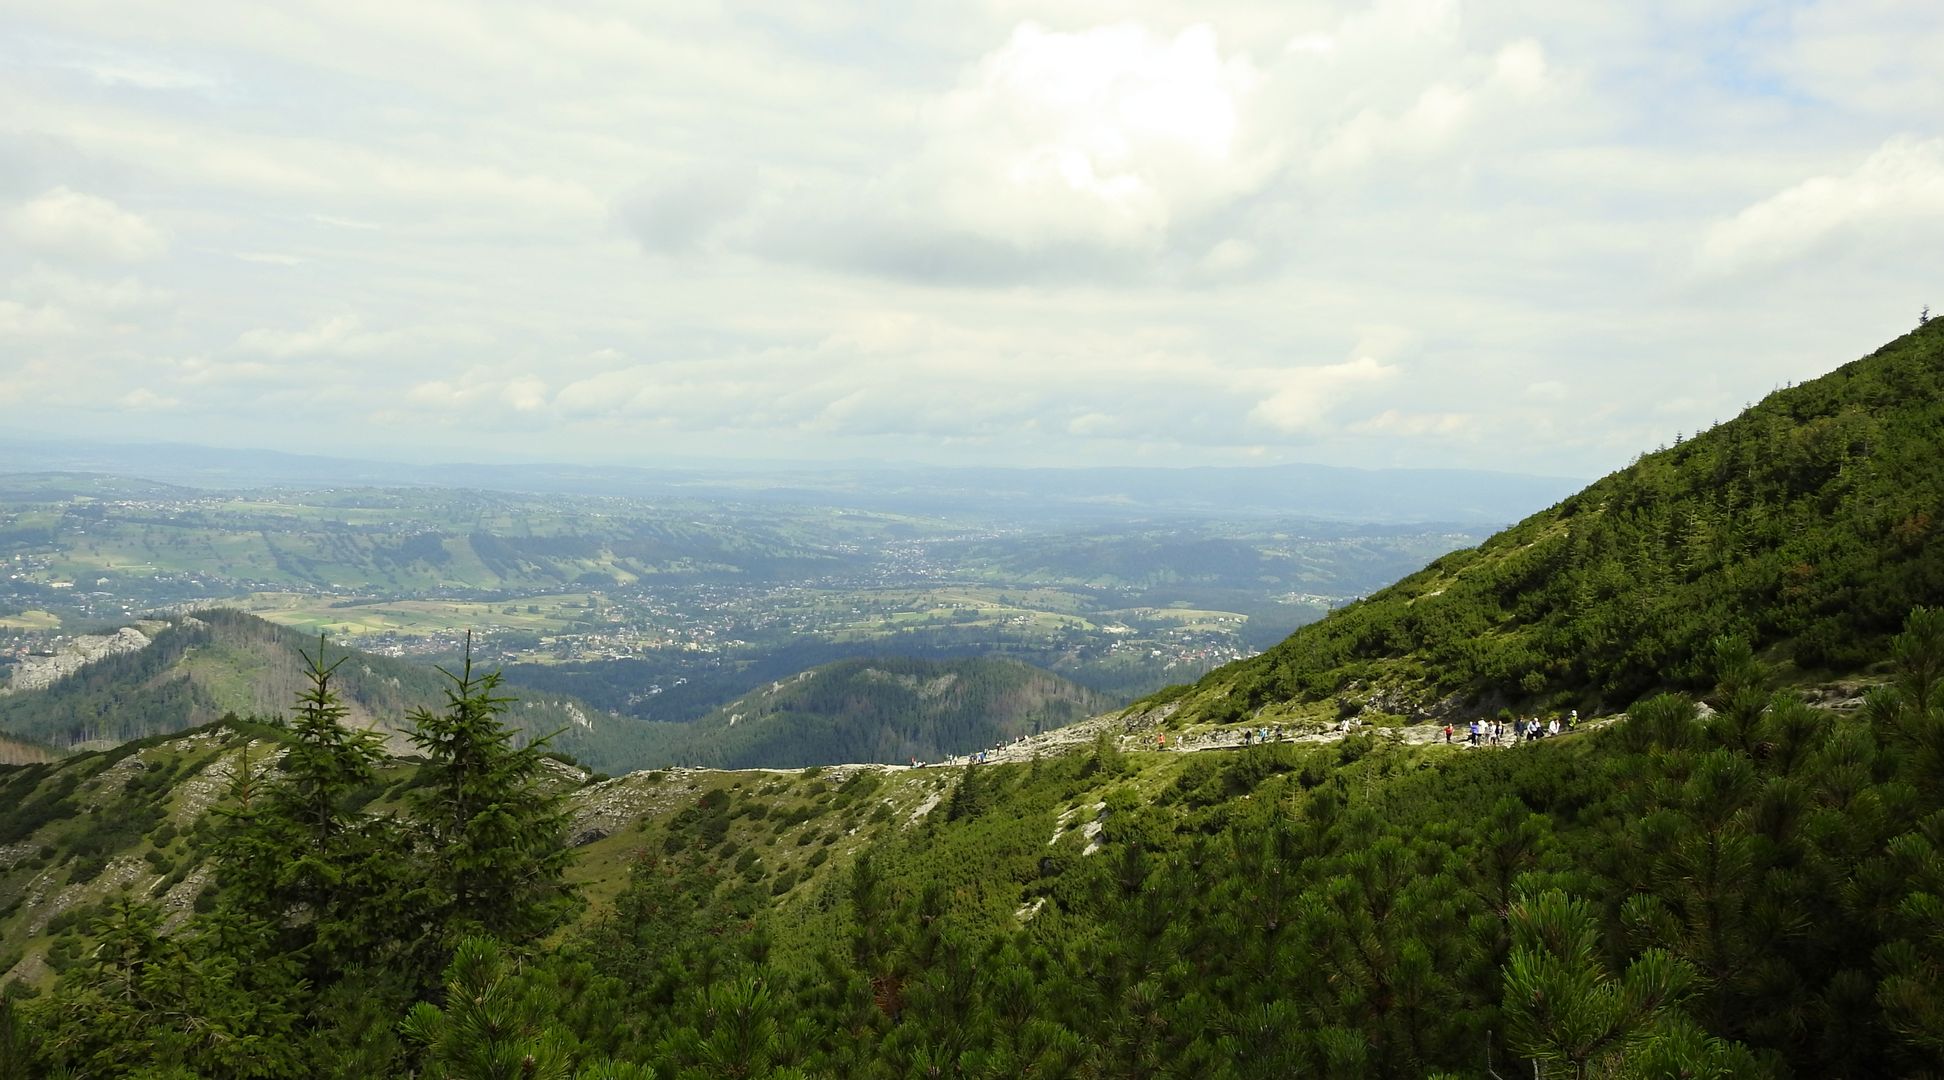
[1,1,1940,478]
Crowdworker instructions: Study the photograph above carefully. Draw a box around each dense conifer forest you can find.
[637,656,1110,769]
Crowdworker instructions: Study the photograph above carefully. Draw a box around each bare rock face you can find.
[4,626,154,693]
[567,771,701,845]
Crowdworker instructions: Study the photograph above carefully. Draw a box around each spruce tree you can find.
[29,897,307,1078]
[213,635,413,985]
[407,635,573,945]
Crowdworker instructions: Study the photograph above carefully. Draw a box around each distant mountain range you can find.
[0,439,1583,525]
[0,610,1112,773]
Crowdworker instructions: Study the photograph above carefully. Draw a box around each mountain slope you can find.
[1159,321,1944,722]
[635,656,1111,768]
[0,609,654,773]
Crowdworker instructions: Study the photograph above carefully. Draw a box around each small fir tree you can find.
[407,634,574,944]
[212,635,414,985]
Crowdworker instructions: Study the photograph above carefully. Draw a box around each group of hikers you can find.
[1153,725,1289,751]
[945,733,1040,767]
[1443,710,1579,747]
[929,709,1585,769]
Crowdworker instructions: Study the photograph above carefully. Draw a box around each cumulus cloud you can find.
[675,20,1280,284]
[620,8,1565,287]
[7,187,167,262]
[118,387,180,410]
[1698,136,1944,274]
[1349,408,1473,437]
[1246,356,1397,434]
[922,23,1266,250]
[1312,38,1553,173]
[169,356,279,385]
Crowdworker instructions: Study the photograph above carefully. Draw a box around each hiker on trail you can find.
[1443,724,1453,744]
[1568,710,1579,730]
[1549,717,1561,737]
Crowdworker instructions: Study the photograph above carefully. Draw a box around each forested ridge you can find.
[1157,320,1944,722]
[636,656,1110,769]
[0,609,653,773]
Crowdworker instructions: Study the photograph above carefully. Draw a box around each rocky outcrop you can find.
[567,770,702,847]
[4,625,157,693]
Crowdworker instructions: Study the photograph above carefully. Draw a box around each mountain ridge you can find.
[0,609,654,773]
[1149,320,1944,725]
[615,655,1111,769]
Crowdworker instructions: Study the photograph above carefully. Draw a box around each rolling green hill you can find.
[629,656,1111,769]
[1156,320,1944,724]
[0,609,656,774]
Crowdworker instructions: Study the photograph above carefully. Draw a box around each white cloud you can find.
[0,301,76,337]
[652,4,1574,287]
[500,377,550,412]
[925,22,1267,249]
[1698,136,1944,274]
[1066,411,1117,436]
[169,356,279,385]
[7,188,167,262]
[118,387,180,410]
[1246,356,1397,434]
[237,315,366,357]
[1350,408,1473,437]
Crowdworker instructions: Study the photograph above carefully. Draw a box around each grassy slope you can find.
[0,720,966,989]
[1153,321,1944,724]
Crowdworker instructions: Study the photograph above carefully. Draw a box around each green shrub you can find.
[67,854,109,885]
